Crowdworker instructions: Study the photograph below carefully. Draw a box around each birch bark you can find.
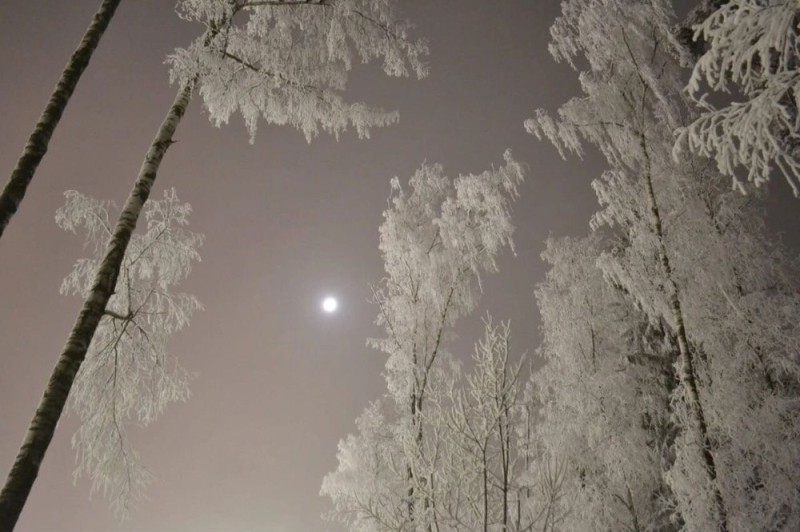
[0,0,123,239]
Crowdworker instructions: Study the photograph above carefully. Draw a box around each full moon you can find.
[322,296,339,313]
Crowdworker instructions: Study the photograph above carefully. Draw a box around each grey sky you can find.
[0,1,797,531]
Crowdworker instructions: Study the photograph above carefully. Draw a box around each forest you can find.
[0,1,799,531]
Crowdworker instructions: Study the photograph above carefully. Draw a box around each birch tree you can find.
[667,166,800,530]
[524,2,731,522]
[0,0,123,240]
[322,153,523,531]
[0,2,426,529]
[533,235,678,532]
[676,0,800,197]
[442,318,525,532]
[590,117,800,531]
[528,1,800,529]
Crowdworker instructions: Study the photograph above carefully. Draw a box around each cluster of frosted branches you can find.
[369,151,522,409]
[534,235,678,531]
[169,0,428,142]
[527,0,800,530]
[324,1,800,530]
[678,0,800,196]
[323,155,533,531]
[55,188,202,517]
[324,318,549,531]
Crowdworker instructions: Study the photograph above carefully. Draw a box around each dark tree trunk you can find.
[640,137,728,532]
[0,0,123,240]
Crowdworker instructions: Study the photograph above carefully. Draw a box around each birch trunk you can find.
[482,447,488,532]
[0,0,123,240]
[640,137,728,532]
[0,82,193,532]
[408,391,417,525]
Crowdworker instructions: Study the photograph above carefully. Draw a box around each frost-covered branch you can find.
[529,1,800,529]
[55,188,202,517]
[324,154,523,531]
[171,0,429,142]
[677,0,800,197]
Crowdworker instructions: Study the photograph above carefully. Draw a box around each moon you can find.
[322,296,339,313]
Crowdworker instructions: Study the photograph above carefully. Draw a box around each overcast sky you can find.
[1,1,798,531]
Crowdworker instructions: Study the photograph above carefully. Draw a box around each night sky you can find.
[0,1,797,531]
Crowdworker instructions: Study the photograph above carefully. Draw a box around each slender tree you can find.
[0,1,427,528]
[0,87,194,532]
[443,318,525,532]
[529,1,800,529]
[527,0,729,527]
[0,0,123,240]
[322,153,523,531]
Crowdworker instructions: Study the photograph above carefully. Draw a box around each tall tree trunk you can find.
[407,386,418,527]
[419,400,432,532]
[640,136,728,532]
[482,447,489,532]
[501,421,509,531]
[0,82,193,532]
[0,0,123,240]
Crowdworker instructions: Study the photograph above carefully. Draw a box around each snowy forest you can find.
[0,1,799,531]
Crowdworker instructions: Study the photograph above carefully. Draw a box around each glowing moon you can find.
[322,296,339,313]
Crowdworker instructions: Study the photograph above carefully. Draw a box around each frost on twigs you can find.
[55,188,203,518]
[323,152,523,530]
[534,235,677,531]
[370,151,523,406]
[169,0,429,142]
[530,0,800,528]
[678,0,800,197]
[320,401,408,531]
[528,0,685,172]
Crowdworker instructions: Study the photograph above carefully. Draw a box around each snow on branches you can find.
[169,0,428,142]
[678,0,800,197]
[528,0,800,529]
[55,188,202,517]
[323,153,524,531]
[370,151,523,408]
